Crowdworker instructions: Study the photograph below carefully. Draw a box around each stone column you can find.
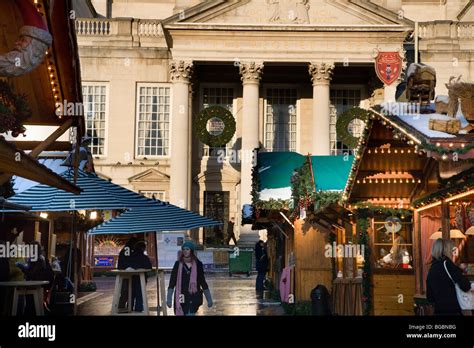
[308,62,334,155]
[238,61,263,246]
[169,60,193,209]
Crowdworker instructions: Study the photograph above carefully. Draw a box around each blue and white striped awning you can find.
[6,170,134,212]
[7,169,222,232]
[88,205,222,235]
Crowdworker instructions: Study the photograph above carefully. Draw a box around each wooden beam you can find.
[441,201,450,239]
[0,119,74,185]
[0,137,80,194]
[30,119,74,158]
[10,141,72,152]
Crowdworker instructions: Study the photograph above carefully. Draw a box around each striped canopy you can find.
[88,205,222,235]
[7,169,221,232]
[7,170,134,212]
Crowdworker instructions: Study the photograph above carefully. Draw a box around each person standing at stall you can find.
[167,241,213,315]
[117,236,138,311]
[427,239,473,315]
[129,241,152,312]
[255,240,268,298]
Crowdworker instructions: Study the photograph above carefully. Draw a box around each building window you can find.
[203,191,229,246]
[139,190,166,201]
[330,88,363,156]
[264,88,297,152]
[136,85,171,157]
[201,86,235,157]
[82,84,107,156]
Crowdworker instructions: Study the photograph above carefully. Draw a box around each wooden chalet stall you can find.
[0,0,85,278]
[343,90,474,314]
[252,152,352,306]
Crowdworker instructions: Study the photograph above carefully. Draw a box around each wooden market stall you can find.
[252,152,353,306]
[343,82,474,314]
[0,0,84,188]
[0,0,86,313]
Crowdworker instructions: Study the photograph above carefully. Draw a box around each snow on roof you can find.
[380,102,469,139]
[259,187,292,201]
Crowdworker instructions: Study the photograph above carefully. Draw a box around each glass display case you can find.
[372,218,413,270]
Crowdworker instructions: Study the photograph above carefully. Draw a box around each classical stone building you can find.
[74,0,474,245]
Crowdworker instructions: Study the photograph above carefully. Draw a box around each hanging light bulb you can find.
[441,154,449,161]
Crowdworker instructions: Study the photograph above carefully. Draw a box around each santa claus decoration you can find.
[0,0,52,77]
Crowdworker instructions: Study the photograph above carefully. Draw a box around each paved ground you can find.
[77,272,284,316]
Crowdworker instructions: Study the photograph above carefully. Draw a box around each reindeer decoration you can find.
[445,75,474,132]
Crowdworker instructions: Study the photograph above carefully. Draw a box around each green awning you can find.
[257,152,353,201]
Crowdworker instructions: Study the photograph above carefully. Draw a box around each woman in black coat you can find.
[426,238,473,315]
[167,241,213,315]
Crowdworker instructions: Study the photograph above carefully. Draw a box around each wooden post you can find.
[72,212,78,316]
[441,201,450,240]
[155,233,167,316]
[413,210,423,294]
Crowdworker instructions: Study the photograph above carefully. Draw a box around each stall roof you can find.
[372,104,474,159]
[0,0,84,130]
[343,102,474,207]
[258,152,354,201]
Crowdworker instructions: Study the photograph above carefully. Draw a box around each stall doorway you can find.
[203,191,229,246]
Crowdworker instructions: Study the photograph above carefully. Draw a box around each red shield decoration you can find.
[375,52,402,85]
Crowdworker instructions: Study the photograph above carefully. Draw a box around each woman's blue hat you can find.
[182,241,195,251]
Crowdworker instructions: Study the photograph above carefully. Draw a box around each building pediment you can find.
[164,0,413,27]
[128,168,170,183]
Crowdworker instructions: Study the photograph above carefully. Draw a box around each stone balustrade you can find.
[75,18,164,38]
[418,21,474,39]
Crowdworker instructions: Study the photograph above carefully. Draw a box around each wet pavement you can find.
[77,272,283,316]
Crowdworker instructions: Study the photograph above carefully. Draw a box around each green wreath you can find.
[195,105,236,147]
[0,80,31,137]
[336,107,369,149]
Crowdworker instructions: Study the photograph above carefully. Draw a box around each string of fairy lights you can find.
[34,0,63,115]
[343,106,473,211]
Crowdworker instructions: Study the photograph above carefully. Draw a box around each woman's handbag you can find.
[443,260,474,310]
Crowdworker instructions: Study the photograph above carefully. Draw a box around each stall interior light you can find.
[90,211,98,220]
[40,212,48,219]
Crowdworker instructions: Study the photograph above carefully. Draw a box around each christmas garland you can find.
[357,217,372,316]
[336,107,370,149]
[420,139,474,155]
[351,203,413,220]
[0,80,31,137]
[195,105,236,147]
[290,156,315,219]
[439,164,474,186]
[412,176,474,208]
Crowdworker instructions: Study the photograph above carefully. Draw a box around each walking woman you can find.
[167,241,213,315]
[426,238,473,315]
